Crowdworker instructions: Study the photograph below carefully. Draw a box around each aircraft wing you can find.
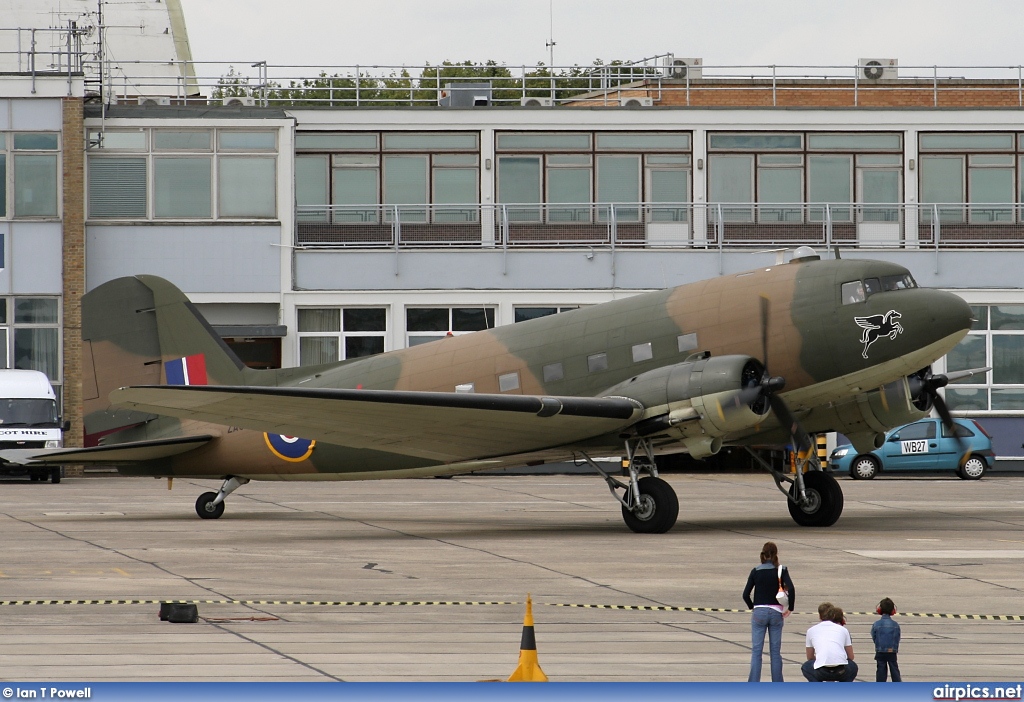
[110,386,643,462]
[0,435,216,466]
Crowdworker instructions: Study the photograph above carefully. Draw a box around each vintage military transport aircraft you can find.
[1,248,976,533]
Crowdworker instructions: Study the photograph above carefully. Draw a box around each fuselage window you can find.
[677,333,698,353]
[632,342,654,363]
[841,281,866,305]
[587,352,608,373]
[543,362,564,382]
[498,372,520,392]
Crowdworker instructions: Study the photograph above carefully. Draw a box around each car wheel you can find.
[850,455,879,480]
[959,456,986,480]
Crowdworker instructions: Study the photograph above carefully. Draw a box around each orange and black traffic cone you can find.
[506,594,548,682]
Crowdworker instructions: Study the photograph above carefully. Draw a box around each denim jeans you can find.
[875,652,902,682]
[801,658,859,682]
[748,607,785,682]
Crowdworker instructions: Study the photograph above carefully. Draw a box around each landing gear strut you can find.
[195,476,249,520]
[744,447,843,527]
[581,438,679,533]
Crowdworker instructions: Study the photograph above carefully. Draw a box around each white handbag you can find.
[775,565,789,608]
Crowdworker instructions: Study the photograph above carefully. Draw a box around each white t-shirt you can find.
[805,620,852,668]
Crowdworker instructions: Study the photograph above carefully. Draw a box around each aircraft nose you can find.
[925,289,973,339]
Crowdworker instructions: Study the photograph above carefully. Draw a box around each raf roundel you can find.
[263,433,316,462]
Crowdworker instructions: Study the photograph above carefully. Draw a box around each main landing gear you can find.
[744,447,844,527]
[581,438,679,534]
[195,476,249,519]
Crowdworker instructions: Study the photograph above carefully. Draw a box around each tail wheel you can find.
[196,491,225,520]
[788,471,844,527]
[621,476,679,534]
[959,456,986,480]
[850,456,879,480]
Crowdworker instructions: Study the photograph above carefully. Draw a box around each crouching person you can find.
[802,602,858,682]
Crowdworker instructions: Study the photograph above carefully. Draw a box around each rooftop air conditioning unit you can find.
[520,97,554,107]
[619,96,654,108]
[137,96,171,106]
[858,58,898,80]
[663,56,702,80]
[438,82,492,107]
[222,96,256,107]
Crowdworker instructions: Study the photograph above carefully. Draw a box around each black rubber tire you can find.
[621,476,679,534]
[850,455,879,480]
[195,491,225,520]
[959,455,986,480]
[50,468,61,484]
[788,471,844,527]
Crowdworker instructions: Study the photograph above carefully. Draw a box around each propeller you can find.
[908,366,990,454]
[742,295,814,455]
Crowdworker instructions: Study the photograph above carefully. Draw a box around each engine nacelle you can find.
[602,354,770,457]
[812,374,929,454]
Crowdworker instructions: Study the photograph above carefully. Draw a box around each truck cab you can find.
[0,370,66,483]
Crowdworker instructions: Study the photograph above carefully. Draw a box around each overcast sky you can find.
[176,0,1020,72]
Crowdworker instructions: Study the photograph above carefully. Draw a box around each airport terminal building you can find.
[3,5,1024,463]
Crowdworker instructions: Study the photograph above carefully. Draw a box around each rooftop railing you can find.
[295,202,1024,252]
[93,59,1024,108]
[0,26,87,93]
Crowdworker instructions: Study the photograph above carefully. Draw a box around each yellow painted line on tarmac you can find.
[0,599,1019,621]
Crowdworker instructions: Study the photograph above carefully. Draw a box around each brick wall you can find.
[61,97,85,464]
[573,81,1024,109]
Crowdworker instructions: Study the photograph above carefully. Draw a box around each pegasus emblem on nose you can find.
[854,310,904,359]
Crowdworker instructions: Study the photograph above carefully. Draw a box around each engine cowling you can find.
[814,374,929,454]
[601,354,771,458]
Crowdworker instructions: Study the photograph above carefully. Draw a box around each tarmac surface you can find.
[0,471,1021,682]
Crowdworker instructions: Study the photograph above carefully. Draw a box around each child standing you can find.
[871,597,902,681]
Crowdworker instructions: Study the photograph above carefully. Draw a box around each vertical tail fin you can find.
[82,275,247,442]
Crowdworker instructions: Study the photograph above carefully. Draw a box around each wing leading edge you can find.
[110,386,643,462]
[0,435,216,466]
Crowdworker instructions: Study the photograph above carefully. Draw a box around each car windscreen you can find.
[0,398,59,426]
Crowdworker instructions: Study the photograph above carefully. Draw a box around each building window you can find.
[919,133,1023,223]
[2,132,60,219]
[0,297,61,383]
[708,131,902,222]
[297,307,387,366]
[496,131,692,222]
[406,306,494,346]
[87,128,277,220]
[944,304,1024,411]
[513,306,579,323]
[295,132,479,222]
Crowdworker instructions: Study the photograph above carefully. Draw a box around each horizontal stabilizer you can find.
[0,435,215,466]
[110,385,643,462]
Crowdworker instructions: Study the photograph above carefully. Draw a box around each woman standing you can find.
[742,541,795,682]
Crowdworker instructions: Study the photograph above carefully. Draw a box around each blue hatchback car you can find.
[830,418,995,480]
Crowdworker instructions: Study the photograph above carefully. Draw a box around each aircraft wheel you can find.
[50,468,61,484]
[621,476,679,534]
[195,491,225,520]
[959,456,986,480]
[850,455,879,480]
[788,471,843,527]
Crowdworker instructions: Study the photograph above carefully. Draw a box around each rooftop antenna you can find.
[545,0,556,98]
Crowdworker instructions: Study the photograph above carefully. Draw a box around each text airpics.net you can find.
[934,684,1023,701]
[2,689,90,699]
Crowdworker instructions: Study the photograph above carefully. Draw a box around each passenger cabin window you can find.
[842,281,866,305]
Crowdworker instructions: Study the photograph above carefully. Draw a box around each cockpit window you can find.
[841,281,866,305]
[880,273,917,291]
[864,278,881,296]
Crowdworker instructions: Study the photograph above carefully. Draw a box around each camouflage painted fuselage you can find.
[83,256,972,480]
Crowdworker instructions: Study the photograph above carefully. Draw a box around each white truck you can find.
[0,369,67,483]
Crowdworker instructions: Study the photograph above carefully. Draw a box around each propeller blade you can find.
[931,391,967,456]
[944,366,991,384]
[759,295,770,370]
[769,393,813,455]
